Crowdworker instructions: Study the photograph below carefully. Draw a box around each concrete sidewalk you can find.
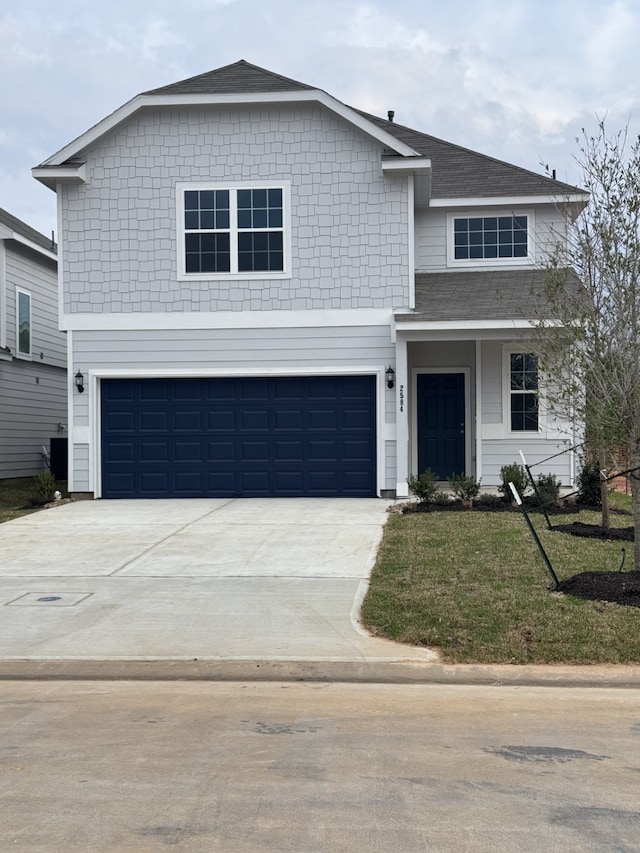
[0,498,437,670]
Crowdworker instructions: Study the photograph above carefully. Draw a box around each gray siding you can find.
[0,360,67,478]
[0,241,67,479]
[61,103,409,315]
[481,439,573,487]
[71,324,396,492]
[414,205,568,273]
[5,244,64,368]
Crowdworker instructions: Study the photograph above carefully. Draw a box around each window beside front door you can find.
[508,352,538,432]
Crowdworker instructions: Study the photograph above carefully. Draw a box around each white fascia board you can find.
[395,318,537,332]
[62,307,394,332]
[37,90,420,167]
[382,157,431,175]
[32,164,87,191]
[0,227,57,263]
[430,194,588,208]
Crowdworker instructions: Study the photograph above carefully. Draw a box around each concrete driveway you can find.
[0,498,436,668]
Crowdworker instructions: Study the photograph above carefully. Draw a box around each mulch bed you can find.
[552,521,634,541]
[557,571,640,608]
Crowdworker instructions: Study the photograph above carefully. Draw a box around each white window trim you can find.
[176,181,292,281]
[15,287,32,360]
[502,346,540,435]
[447,209,534,269]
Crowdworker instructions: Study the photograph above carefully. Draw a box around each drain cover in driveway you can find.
[6,592,93,607]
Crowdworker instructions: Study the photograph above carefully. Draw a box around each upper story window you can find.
[16,288,31,359]
[447,212,532,267]
[178,183,290,280]
[509,352,538,432]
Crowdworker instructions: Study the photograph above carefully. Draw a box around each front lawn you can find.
[361,498,640,664]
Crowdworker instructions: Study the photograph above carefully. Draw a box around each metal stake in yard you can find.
[509,482,559,589]
[519,450,552,531]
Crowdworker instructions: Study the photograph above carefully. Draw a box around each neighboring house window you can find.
[509,352,538,431]
[448,213,532,266]
[178,184,288,278]
[16,288,31,358]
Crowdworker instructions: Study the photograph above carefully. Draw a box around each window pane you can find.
[18,291,30,355]
[237,209,252,229]
[484,217,497,230]
[253,209,268,228]
[237,189,251,209]
[455,247,469,259]
[268,208,283,228]
[469,218,483,231]
[184,211,199,230]
[454,219,468,234]
[498,217,513,229]
[252,188,267,208]
[200,211,214,229]
[184,191,199,210]
[268,188,282,207]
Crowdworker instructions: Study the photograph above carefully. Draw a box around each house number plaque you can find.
[399,384,404,412]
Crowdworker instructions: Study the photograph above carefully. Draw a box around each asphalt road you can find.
[2,681,639,852]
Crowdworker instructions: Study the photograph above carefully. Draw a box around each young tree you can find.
[537,121,640,568]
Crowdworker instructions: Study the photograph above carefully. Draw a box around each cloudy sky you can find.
[3,0,640,237]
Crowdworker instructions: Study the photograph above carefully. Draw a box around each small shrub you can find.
[476,493,505,509]
[498,463,530,500]
[433,489,453,506]
[448,473,481,502]
[407,469,438,504]
[577,460,602,507]
[535,472,561,508]
[31,470,56,505]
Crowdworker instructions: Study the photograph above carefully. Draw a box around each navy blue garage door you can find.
[101,376,377,498]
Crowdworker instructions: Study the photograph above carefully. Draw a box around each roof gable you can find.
[144,59,315,96]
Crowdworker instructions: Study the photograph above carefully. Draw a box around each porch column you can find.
[475,339,483,483]
[395,334,410,497]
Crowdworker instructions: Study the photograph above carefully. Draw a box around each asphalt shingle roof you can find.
[144,59,315,96]
[396,270,583,323]
[0,207,56,253]
[359,112,583,199]
[145,60,583,199]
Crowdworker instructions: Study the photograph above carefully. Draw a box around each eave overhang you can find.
[31,163,88,192]
[0,223,57,261]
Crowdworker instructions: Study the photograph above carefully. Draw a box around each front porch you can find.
[391,271,578,498]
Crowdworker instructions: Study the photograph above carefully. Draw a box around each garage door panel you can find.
[101,376,376,498]
[105,412,136,432]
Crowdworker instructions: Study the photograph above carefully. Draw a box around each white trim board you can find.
[35,89,420,172]
[86,364,390,499]
[63,307,394,332]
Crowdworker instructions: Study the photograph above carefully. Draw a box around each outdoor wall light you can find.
[386,366,395,389]
[74,370,85,393]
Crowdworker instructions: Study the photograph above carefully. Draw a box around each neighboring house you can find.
[32,60,587,499]
[0,208,66,479]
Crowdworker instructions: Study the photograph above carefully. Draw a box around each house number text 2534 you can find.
[399,384,404,412]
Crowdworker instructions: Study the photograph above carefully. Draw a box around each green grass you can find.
[0,477,68,524]
[362,497,640,664]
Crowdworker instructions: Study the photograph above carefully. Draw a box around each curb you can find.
[1,659,639,688]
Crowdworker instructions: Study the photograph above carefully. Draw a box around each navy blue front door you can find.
[101,376,376,498]
[417,373,465,480]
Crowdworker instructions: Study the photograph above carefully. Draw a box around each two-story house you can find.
[0,208,67,479]
[32,60,587,499]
